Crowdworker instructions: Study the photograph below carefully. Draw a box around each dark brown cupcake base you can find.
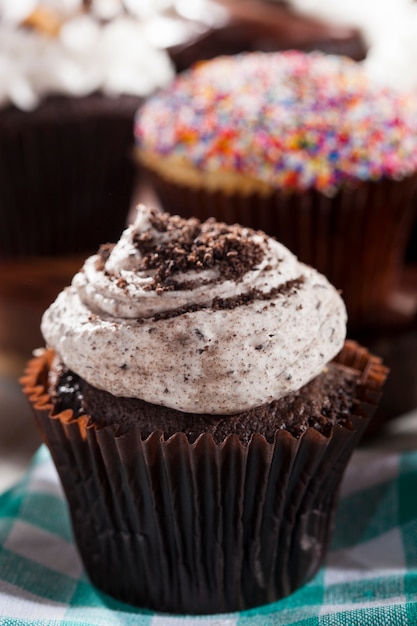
[50,358,362,442]
[0,94,142,259]
[21,342,387,614]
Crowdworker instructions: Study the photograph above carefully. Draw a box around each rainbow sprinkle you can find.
[135,51,417,196]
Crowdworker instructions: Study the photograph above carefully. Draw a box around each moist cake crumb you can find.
[49,360,360,444]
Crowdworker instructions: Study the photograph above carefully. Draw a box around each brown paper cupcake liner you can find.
[0,94,142,259]
[146,170,417,331]
[21,341,387,614]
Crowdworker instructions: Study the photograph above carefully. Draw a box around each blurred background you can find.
[0,0,416,492]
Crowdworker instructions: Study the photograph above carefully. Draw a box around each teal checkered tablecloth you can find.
[1,444,417,625]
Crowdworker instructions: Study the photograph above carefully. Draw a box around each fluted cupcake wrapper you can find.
[145,170,417,331]
[21,341,387,614]
[0,95,141,259]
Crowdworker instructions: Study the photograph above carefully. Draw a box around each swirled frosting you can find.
[41,205,347,414]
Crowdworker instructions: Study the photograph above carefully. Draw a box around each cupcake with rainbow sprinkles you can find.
[135,50,417,330]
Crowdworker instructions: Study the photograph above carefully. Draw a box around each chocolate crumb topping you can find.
[152,277,306,321]
[95,243,115,271]
[212,277,305,311]
[131,211,266,292]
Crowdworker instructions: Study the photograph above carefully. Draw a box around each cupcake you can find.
[168,0,366,72]
[287,0,417,268]
[134,50,417,331]
[0,0,174,258]
[22,204,388,614]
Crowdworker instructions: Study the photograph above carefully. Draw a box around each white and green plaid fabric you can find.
[1,443,417,626]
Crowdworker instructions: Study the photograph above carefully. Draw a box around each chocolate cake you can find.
[168,0,367,72]
[22,206,388,614]
[49,360,359,443]
[46,207,359,444]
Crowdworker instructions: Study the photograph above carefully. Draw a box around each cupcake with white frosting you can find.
[0,0,179,258]
[22,204,388,614]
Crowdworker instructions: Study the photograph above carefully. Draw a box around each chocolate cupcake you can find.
[135,50,417,331]
[168,0,367,71]
[22,205,388,614]
[0,1,174,258]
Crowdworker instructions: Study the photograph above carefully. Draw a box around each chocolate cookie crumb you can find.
[131,210,266,292]
[95,243,115,271]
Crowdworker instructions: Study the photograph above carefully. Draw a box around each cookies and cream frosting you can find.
[135,50,417,196]
[41,205,346,415]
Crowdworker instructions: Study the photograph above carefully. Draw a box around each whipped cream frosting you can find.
[0,0,221,110]
[289,0,417,93]
[41,205,347,415]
